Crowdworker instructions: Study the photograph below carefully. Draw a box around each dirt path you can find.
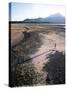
[30,32,64,74]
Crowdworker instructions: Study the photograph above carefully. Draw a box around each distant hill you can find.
[10,13,65,24]
[23,13,65,24]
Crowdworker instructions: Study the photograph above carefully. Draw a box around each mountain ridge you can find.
[23,13,65,24]
[10,13,65,24]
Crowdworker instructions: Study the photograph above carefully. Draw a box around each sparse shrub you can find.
[43,51,65,84]
[15,63,45,86]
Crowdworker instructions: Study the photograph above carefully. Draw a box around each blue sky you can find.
[9,3,65,21]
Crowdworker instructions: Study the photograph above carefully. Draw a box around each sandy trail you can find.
[30,32,65,73]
